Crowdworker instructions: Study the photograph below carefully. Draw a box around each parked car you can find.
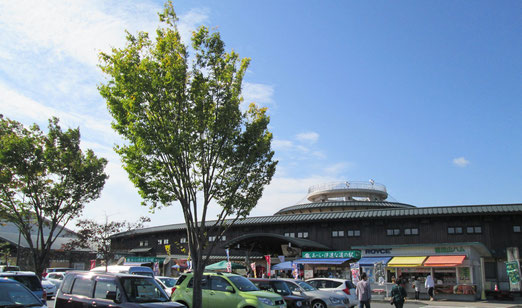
[91,265,155,277]
[42,267,73,278]
[44,272,65,289]
[0,265,21,272]
[0,271,47,304]
[172,272,287,308]
[0,277,46,308]
[250,278,311,308]
[306,278,358,307]
[55,271,185,308]
[155,276,178,297]
[278,278,348,308]
[41,279,57,299]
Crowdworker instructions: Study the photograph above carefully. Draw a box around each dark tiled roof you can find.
[111,203,522,238]
[275,201,415,215]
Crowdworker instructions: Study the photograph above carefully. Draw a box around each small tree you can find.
[0,115,108,275]
[63,216,150,270]
[98,2,276,307]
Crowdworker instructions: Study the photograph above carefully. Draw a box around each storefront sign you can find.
[302,250,361,259]
[434,246,466,254]
[126,256,165,263]
[364,248,392,255]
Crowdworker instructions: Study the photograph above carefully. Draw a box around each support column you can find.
[480,257,486,300]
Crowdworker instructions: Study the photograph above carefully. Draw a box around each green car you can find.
[172,272,286,308]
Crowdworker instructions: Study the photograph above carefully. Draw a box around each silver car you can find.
[279,278,348,308]
[44,272,65,289]
[41,279,57,299]
[306,278,358,307]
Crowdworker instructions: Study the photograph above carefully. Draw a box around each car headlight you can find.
[258,297,273,305]
[329,297,342,304]
[295,300,303,307]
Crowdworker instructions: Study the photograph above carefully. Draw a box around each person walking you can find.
[390,278,407,308]
[425,274,435,301]
[356,272,372,308]
[412,277,420,300]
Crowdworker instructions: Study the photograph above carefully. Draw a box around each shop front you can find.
[353,243,491,300]
[294,250,361,279]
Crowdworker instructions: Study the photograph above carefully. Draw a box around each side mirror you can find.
[225,286,235,293]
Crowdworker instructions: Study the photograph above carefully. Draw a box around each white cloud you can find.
[242,82,275,106]
[177,8,211,43]
[323,162,354,176]
[296,132,319,144]
[453,157,470,168]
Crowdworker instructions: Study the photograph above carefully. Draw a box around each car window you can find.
[61,274,75,294]
[227,276,258,292]
[175,275,187,286]
[285,281,300,293]
[9,276,42,291]
[346,281,356,289]
[120,277,169,303]
[294,280,316,291]
[94,279,120,300]
[327,281,342,288]
[0,282,42,306]
[187,276,209,290]
[271,281,291,296]
[159,278,177,288]
[253,282,273,292]
[307,280,321,288]
[71,277,94,297]
[210,276,233,292]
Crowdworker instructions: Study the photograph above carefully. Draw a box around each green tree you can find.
[63,216,150,270]
[0,116,108,275]
[98,2,276,307]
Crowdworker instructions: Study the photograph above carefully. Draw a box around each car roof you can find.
[0,271,38,276]
[307,278,348,282]
[67,271,153,279]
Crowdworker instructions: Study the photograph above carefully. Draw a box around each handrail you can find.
[307,181,387,194]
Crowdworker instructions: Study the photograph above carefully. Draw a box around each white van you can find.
[90,265,155,277]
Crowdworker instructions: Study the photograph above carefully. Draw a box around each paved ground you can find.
[371,298,522,308]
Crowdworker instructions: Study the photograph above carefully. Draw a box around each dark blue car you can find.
[0,277,47,308]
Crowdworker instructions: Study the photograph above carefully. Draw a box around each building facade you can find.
[110,181,522,299]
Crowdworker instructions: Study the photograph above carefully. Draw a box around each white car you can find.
[155,276,178,297]
[44,272,65,289]
[41,279,57,299]
[306,278,358,307]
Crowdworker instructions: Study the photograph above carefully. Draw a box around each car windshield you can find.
[0,282,42,307]
[120,277,169,303]
[159,278,177,288]
[294,280,317,291]
[228,276,259,292]
[6,277,42,292]
[271,281,291,296]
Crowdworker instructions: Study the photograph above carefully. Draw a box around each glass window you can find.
[157,239,163,245]
[514,225,521,233]
[164,239,169,244]
[354,230,360,236]
[393,229,400,236]
[120,277,169,302]
[284,232,295,238]
[227,276,258,292]
[270,281,291,296]
[467,227,474,234]
[412,228,419,235]
[210,276,233,292]
[209,236,216,242]
[474,226,482,234]
[386,229,393,236]
[455,227,463,234]
[332,230,344,237]
[94,279,119,299]
[61,273,75,294]
[180,237,187,243]
[221,235,226,241]
[404,229,411,235]
[71,277,93,297]
[448,227,455,234]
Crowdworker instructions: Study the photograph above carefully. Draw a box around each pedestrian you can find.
[356,272,372,308]
[390,278,407,308]
[425,274,435,301]
[412,277,420,300]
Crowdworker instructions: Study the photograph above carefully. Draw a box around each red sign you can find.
[90,260,96,270]
[264,255,271,277]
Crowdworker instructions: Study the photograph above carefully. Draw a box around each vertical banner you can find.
[225,248,230,262]
[278,255,285,263]
[265,255,271,277]
[507,247,521,292]
[292,262,299,279]
[165,245,171,255]
[90,260,96,270]
[250,262,257,278]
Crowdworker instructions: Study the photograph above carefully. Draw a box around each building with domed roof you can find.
[110,180,522,299]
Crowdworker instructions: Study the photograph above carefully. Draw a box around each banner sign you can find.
[302,250,361,259]
[265,255,271,277]
[127,256,165,263]
[506,261,521,290]
[250,262,256,278]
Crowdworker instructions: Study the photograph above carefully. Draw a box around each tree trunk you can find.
[191,248,204,308]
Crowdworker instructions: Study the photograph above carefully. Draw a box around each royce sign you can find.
[302,250,361,259]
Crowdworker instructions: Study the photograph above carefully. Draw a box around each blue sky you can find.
[1,0,520,227]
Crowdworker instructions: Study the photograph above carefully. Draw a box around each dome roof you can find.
[275,200,415,215]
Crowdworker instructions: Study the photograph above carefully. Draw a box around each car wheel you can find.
[312,300,326,308]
